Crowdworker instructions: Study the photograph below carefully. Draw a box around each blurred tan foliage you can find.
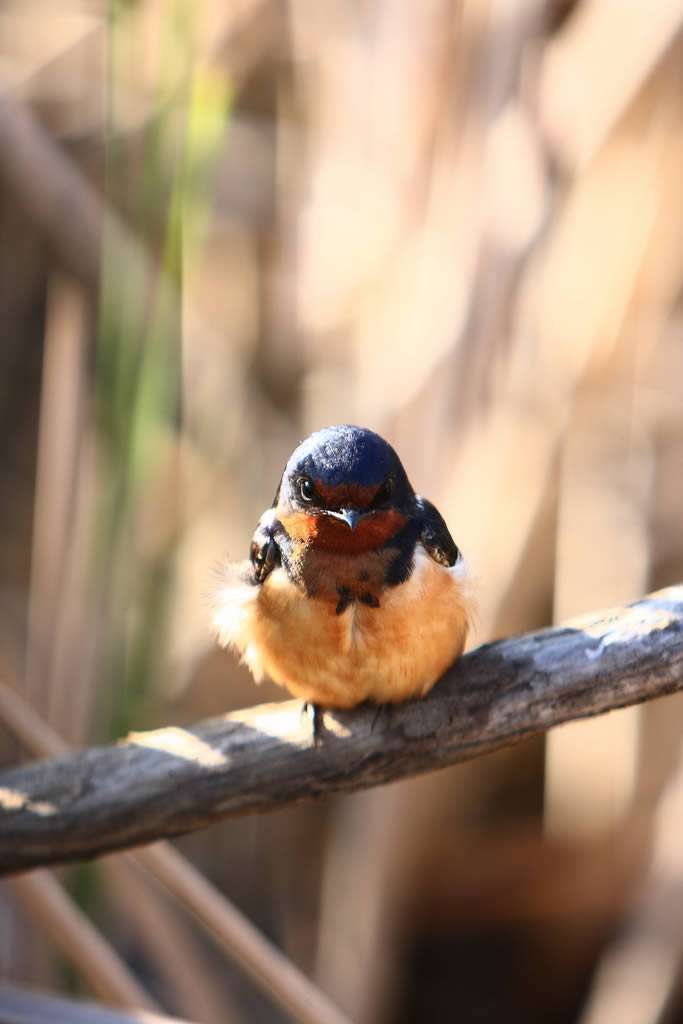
[1,0,683,1022]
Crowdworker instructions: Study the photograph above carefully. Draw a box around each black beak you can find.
[328,507,363,531]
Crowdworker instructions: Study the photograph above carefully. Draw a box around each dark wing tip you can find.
[417,496,460,567]
[247,507,282,584]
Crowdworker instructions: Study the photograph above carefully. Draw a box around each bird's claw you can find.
[302,702,326,747]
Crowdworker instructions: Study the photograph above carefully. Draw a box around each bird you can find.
[213,425,472,732]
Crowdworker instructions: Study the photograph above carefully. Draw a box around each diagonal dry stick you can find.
[0,982,194,1024]
[7,871,161,1013]
[0,677,351,1024]
[0,684,163,1012]
[1,586,682,877]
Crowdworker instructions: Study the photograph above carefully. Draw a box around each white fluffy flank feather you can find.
[211,562,266,682]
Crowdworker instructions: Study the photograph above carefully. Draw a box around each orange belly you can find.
[214,547,472,708]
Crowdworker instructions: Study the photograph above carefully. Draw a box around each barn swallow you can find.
[214,425,471,732]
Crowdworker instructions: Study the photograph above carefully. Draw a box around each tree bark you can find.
[1,586,682,875]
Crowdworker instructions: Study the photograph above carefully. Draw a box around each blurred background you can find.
[1,0,683,1021]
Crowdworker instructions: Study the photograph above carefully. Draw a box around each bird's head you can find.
[275,425,416,553]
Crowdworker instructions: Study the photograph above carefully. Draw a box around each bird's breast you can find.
[289,545,398,605]
[234,546,471,708]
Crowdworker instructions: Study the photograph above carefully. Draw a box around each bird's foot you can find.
[302,702,327,747]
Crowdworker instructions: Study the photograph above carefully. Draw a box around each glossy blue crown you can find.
[286,425,406,489]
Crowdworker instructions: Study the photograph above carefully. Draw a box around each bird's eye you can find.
[299,478,315,503]
[367,475,396,510]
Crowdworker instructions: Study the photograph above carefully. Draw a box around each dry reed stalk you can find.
[0,677,351,1024]
[7,871,160,1013]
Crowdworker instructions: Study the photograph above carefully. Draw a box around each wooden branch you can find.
[1,587,682,875]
